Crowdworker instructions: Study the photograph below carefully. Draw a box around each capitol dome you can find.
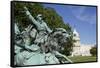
[73,29,79,37]
[73,29,80,41]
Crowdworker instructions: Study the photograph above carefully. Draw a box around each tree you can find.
[90,46,97,56]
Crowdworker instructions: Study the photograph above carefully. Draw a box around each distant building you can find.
[71,29,94,57]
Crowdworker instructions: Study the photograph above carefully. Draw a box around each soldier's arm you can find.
[24,6,40,28]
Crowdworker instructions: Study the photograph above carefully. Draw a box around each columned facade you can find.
[71,29,93,57]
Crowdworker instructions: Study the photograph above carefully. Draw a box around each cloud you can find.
[69,6,96,25]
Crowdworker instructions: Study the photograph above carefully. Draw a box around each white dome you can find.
[73,29,80,41]
[73,29,79,37]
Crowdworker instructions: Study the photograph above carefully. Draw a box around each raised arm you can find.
[23,6,40,28]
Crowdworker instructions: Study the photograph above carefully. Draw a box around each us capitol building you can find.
[71,29,94,57]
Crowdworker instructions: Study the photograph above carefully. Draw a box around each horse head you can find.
[47,28,69,51]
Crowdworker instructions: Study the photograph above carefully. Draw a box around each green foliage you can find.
[90,46,97,56]
[14,2,71,30]
[13,2,73,56]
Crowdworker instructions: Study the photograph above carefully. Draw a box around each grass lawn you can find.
[68,56,97,63]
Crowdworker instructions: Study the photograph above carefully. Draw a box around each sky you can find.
[43,3,97,45]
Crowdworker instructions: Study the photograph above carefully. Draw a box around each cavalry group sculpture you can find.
[14,6,73,66]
